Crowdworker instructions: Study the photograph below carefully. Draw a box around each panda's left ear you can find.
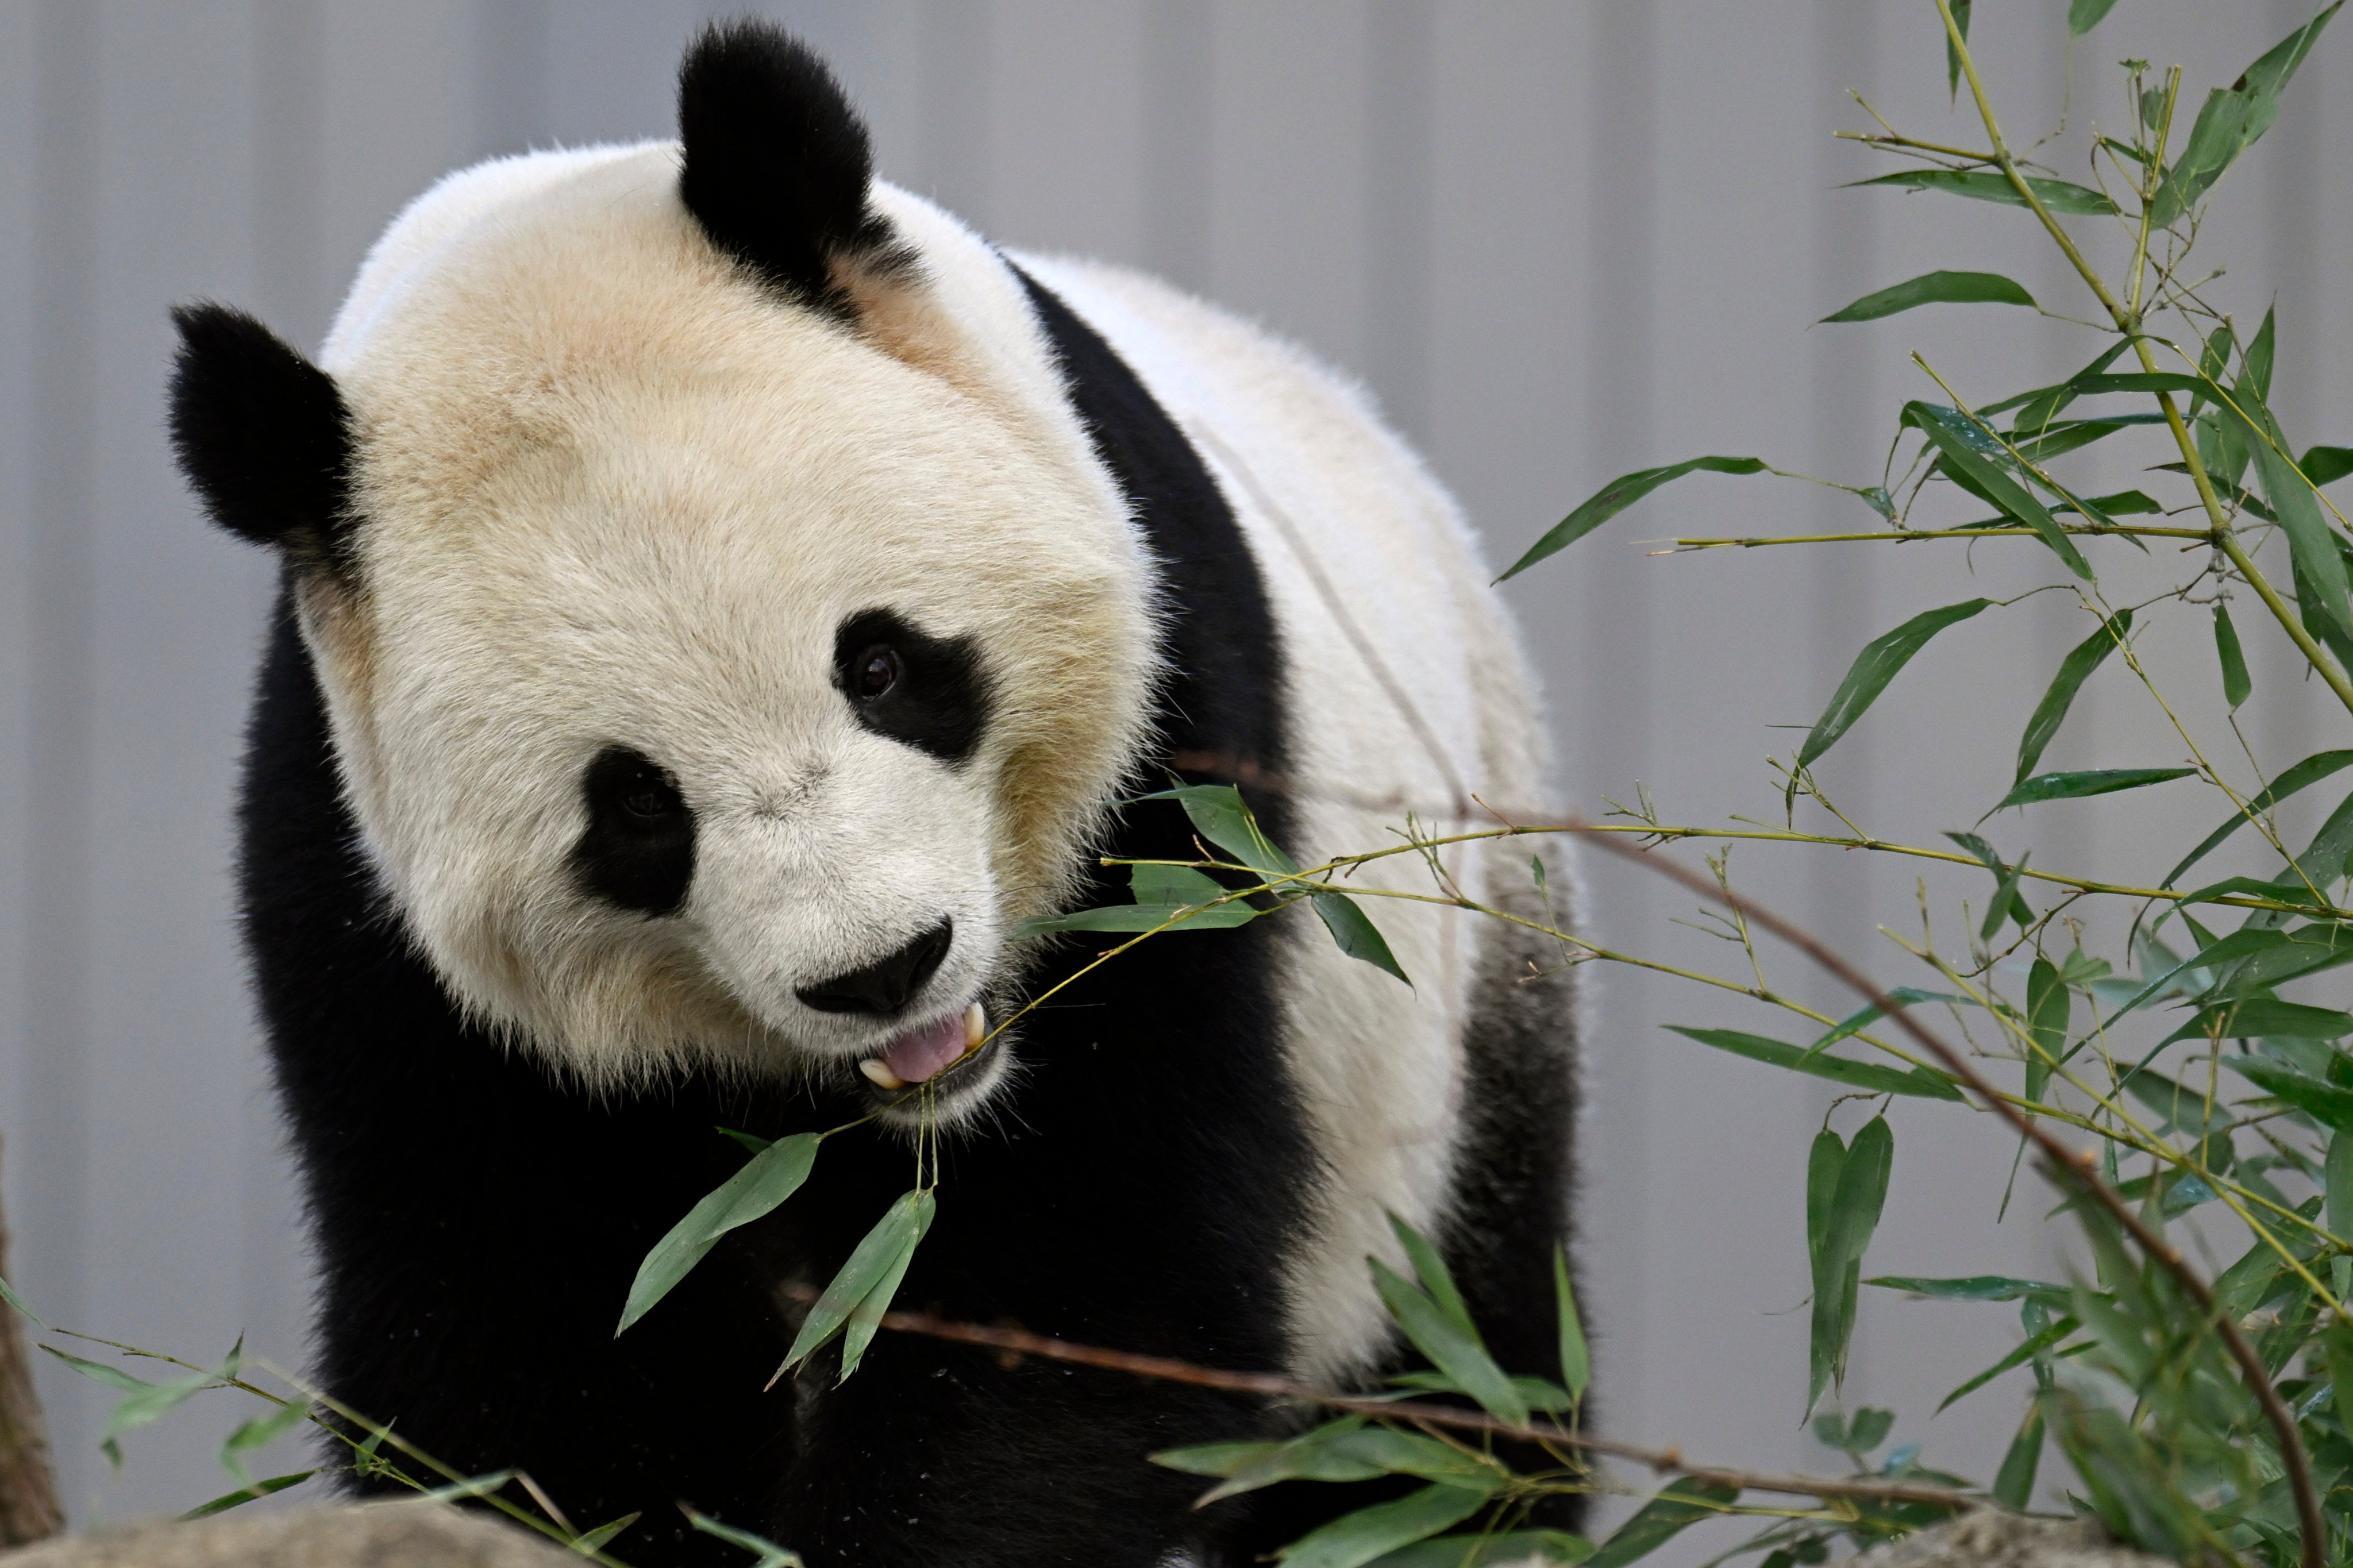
[676,21,902,317]
[167,303,353,561]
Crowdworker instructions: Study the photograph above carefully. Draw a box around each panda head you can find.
[166,23,1155,1117]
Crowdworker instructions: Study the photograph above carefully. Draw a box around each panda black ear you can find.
[676,20,901,314]
[167,303,352,558]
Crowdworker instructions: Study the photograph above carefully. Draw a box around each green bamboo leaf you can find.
[2207,1000,2353,1042]
[1946,833,2035,930]
[618,1132,820,1336]
[1135,785,1407,982]
[2210,604,2252,710]
[1980,852,2032,941]
[1390,1214,1473,1338]
[1987,767,2195,814]
[1820,271,2035,323]
[1157,1420,1388,1501]
[1992,1404,2046,1510]
[1794,598,1992,776]
[1372,1259,1527,1427]
[1810,1118,1893,1413]
[2164,749,2353,888]
[1014,901,1257,938]
[2069,371,2213,398]
[2327,1320,2353,1439]
[1584,1482,1739,1568]
[2225,1057,2353,1131]
[839,1213,925,1382]
[2330,1130,2353,1242]
[1803,989,1973,1061]
[1131,862,1231,906]
[2257,433,2353,641]
[1277,1484,1491,1568]
[2025,957,2068,1110]
[1554,1246,1590,1405]
[1943,0,1971,98]
[1369,1531,1594,1568]
[571,1513,641,1554]
[684,1508,803,1568]
[2066,0,2117,32]
[1904,404,2089,576]
[780,1189,935,1377]
[1865,1274,2070,1304]
[179,1471,315,1521]
[219,1397,307,1487]
[2016,612,2129,783]
[0,1273,43,1331]
[2304,446,2353,487]
[2151,6,2341,226]
[41,1346,151,1396]
[1667,1026,1962,1101]
[1846,168,2117,217]
[1497,457,1769,581]
[1983,341,2131,423]
[1330,1430,1501,1492]
[1936,1316,2078,1412]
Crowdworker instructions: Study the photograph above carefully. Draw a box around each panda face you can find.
[247,149,1156,1113]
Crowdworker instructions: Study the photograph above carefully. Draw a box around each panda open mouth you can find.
[857,1001,987,1092]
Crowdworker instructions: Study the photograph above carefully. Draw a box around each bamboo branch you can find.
[823,1296,1981,1512]
[1578,816,2326,1568]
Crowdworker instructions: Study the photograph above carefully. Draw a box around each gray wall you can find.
[2,0,2348,1550]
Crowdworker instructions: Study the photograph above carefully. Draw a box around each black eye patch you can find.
[831,608,991,764]
[572,746,697,915]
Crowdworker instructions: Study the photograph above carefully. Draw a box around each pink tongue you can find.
[880,1013,968,1085]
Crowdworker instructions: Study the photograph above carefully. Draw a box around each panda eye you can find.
[623,777,677,819]
[853,645,902,702]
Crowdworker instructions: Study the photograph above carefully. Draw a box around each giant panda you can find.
[166,22,1579,1568]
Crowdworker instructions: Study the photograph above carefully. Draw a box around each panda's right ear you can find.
[167,303,352,558]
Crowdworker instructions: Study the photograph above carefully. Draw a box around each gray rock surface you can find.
[0,1501,581,1567]
[1855,1509,2175,1568]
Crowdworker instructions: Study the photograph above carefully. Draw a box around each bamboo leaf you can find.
[1903,404,2089,577]
[1584,1482,1739,1568]
[572,1513,642,1554]
[2212,605,2252,709]
[1554,1246,1590,1405]
[219,1397,307,1488]
[2163,749,2353,887]
[1866,1274,2071,1304]
[2303,446,2353,487]
[1372,1259,1527,1427]
[1987,767,2196,814]
[2025,957,2069,1110]
[1820,270,2035,323]
[1809,1118,1893,1413]
[1944,0,1971,98]
[1313,891,1411,987]
[1131,862,1231,906]
[780,1189,935,1377]
[1014,901,1258,938]
[618,1132,820,1336]
[2257,433,2353,641]
[1370,1531,1595,1568]
[2016,612,2129,783]
[1498,457,1769,581]
[1276,1484,1491,1568]
[1803,988,1974,1061]
[179,1471,315,1521]
[1992,1404,2046,1510]
[1847,168,2118,217]
[1388,1213,1473,1338]
[1665,1026,1962,1101]
[684,1508,803,1568]
[1936,1316,2078,1412]
[2225,1057,2353,1131]
[1794,598,1992,775]
[2330,1130,2353,1242]
[2067,0,2118,33]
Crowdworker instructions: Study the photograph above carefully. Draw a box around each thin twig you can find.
[834,1299,1979,1512]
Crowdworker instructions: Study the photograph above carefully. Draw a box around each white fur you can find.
[310,143,1556,1381]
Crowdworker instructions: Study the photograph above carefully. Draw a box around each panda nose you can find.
[796,919,953,1016]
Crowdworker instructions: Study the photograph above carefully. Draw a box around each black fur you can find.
[831,608,992,765]
[167,304,353,567]
[236,278,1318,1564]
[571,746,698,916]
[677,21,903,316]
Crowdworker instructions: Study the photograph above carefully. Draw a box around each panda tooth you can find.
[964,1002,987,1049]
[859,1058,906,1091]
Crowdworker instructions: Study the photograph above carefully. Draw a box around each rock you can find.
[0,1500,581,1567]
[1855,1509,2175,1568]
